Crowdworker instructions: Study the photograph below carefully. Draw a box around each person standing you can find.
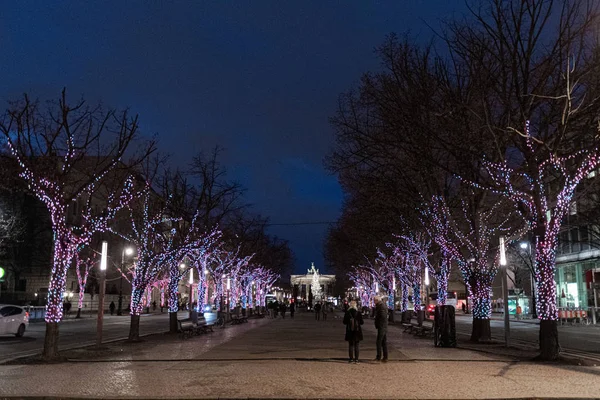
[109,301,116,316]
[343,300,364,363]
[322,302,328,321]
[314,302,321,320]
[374,296,388,362]
[279,302,287,319]
[289,301,295,319]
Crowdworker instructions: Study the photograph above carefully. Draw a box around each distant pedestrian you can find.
[462,302,466,314]
[290,301,295,319]
[322,303,328,321]
[373,296,388,362]
[279,302,287,319]
[152,301,157,311]
[65,300,72,316]
[109,301,116,315]
[314,302,322,320]
[343,300,364,363]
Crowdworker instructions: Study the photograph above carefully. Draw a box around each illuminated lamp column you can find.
[96,241,108,347]
[226,276,231,321]
[424,266,430,318]
[188,267,194,318]
[500,236,510,347]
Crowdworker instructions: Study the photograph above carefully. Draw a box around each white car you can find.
[0,305,29,337]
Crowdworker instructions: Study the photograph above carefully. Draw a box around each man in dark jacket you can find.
[374,296,388,362]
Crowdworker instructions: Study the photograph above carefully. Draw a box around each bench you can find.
[178,318,215,339]
[401,317,434,337]
[413,321,434,337]
[178,319,195,339]
[230,315,248,325]
[195,317,215,333]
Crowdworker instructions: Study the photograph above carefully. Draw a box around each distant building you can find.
[290,262,336,302]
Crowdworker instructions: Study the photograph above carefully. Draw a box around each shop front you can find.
[555,259,600,312]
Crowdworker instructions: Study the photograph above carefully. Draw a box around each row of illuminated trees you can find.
[326,0,600,360]
[0,90,282,360]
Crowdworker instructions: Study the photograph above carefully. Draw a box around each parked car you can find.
[0,305,29,337]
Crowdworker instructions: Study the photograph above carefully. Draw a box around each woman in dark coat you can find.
[343,300,364,363]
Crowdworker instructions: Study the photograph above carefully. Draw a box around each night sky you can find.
[1,1,466,275]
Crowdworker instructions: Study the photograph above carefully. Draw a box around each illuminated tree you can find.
[421,194,523,342]
[0,91,151,359]
[114,184,177,341]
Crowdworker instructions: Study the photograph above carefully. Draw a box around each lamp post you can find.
[96,240,108,347]
[500,236,510,348]
[203,267,209,315]
[117,246,135,316]
[520,241,536,318]
[424,266,430,318]
[226,276,231,320]
[188,267,194,318]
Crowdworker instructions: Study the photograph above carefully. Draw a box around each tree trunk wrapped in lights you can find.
[435,255,450,307]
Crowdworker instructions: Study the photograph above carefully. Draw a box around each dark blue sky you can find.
[1,1,466,275]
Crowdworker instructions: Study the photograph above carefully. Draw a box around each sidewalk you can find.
[0,310,598,399]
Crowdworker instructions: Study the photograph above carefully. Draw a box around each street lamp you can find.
[500,236,510,348]
[96,240,108,347]
[188,267,194,318]
[226,276,231,320]
[424,266,430,318]
[519,241,536,319]
[118,246,135,316]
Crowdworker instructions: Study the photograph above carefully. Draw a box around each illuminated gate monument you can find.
[290,262,336,302]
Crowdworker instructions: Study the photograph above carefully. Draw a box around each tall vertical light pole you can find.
[520,241,536,318]
[203,267,209,314]
[96,240,108,347]
[187,266,194,318]
[226,276,231,320]
[424,266,430,318]
[117,246,135,316]
[500,236,510,347]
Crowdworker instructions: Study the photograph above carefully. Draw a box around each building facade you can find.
[290,262,336,303]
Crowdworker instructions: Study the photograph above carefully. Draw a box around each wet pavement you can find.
[0,309,598,399]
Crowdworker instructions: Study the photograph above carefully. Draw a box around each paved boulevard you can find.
[0,310,598,399]
[1,310,598,363]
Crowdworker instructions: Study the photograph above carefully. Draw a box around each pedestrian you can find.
[343,300,364,363]
[152,301,157,311]
[462,302,466,314]
[65,300,72,316]
[322,302,328,321]
[109,301,116,315]
[279,302,287,319]
[289,301,295,319]
[373,296,388,362]
[314,302,322,320]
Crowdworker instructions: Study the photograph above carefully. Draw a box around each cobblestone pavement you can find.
[0,309,598,399]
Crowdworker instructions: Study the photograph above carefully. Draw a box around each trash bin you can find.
[434,305,456,347]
